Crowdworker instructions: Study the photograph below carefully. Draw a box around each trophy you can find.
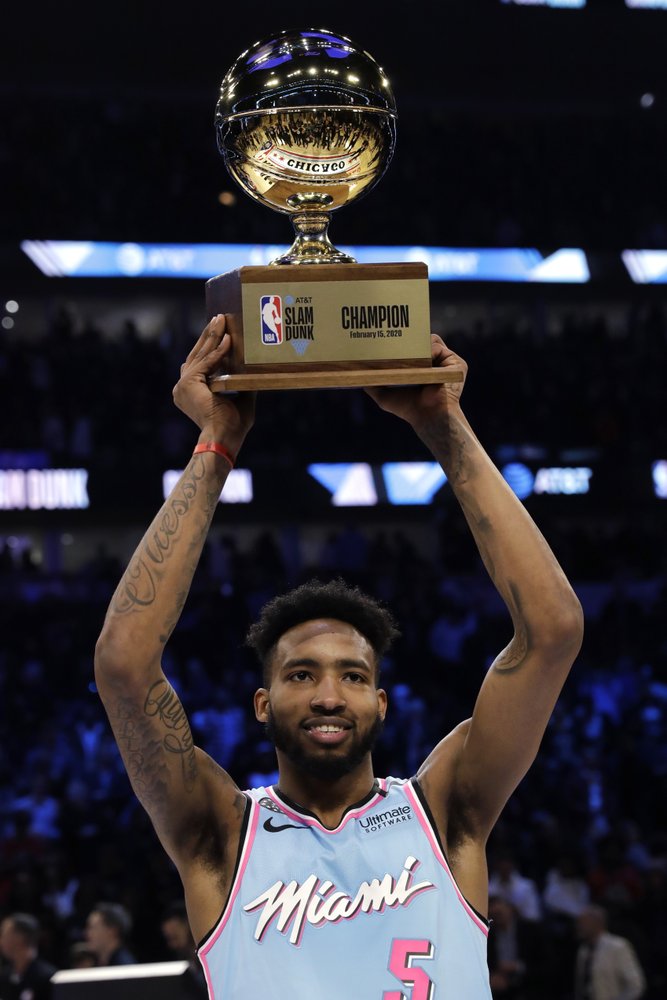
[206,27,460,392]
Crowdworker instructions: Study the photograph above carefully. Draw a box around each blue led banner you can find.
[163,469,253,504]
[307,461,597,507]
[383,463,448,505]
[0,469,89,510]
[20,241,590,284]
[1,460,663,512]
[622,251,667,284]
[500,1,586,7]
[653,461,667,499]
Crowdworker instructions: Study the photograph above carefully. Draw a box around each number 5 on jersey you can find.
[384,938,435,999]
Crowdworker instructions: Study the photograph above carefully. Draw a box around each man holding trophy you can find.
[93,29,583,999]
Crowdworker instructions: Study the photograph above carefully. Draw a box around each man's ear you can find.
[254,688,270,723]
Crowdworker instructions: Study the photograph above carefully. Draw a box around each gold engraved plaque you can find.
[241,275,429,366]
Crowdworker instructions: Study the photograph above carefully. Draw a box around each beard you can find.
[264,708,384,781]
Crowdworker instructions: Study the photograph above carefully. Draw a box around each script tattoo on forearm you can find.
[144,679,198,791]
[113,696,170,813]
[418,414,469,489]
[110,455,219,627]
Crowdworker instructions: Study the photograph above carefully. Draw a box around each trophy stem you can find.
[271,211,356,266]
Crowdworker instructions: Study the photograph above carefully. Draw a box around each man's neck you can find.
[275,760,377,827]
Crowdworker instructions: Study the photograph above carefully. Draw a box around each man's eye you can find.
[346,673,365,683]
[290,671,310,681]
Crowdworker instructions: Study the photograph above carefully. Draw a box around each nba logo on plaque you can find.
[260,295,283,345]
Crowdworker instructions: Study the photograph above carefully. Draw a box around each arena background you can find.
[1,2,666,997]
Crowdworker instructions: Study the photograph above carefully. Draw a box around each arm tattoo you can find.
[111,455,218,620]
[113,696,170,811]
[419,414,469,487]
[110,681,199,818]
[144,679,198,791]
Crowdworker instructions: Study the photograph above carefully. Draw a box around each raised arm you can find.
[367,336,583,841]
[94,316,254,872]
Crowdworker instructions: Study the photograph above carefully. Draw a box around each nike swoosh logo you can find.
[263,817,304,833]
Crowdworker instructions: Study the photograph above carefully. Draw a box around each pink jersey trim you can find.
[404,782,489,938]
[198,796,260,998]
[265,785,386,834]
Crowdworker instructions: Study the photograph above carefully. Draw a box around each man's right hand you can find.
[365,334,467,435]
[173,314,256,456]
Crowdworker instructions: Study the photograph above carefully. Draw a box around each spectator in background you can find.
[191,689,246,770]
[84,902,135,966]
[11,777,60,842]
[638,860,667,999]
[587,835,644,910]
[427,597,478,666]
[160,903,207,998]
[488,853,542,923]
[0,912,57,1000]
[160,902,196,961]
[73,704,106,776]
[66,943,96,969]
[244,740,279,789]
[543,855,592,999]
[40,857,79,925]
[574,905,645,1000]
[544,854,592,922]
[1,812,47,873]
[487,896,548,999]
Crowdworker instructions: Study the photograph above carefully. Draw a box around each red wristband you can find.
[193,442,235,468]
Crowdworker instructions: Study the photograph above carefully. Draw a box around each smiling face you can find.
[254,619,387,782]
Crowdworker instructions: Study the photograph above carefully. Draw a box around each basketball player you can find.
[94,316,583,998]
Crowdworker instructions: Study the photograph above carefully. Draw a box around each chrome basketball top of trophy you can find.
[215,28,397,265]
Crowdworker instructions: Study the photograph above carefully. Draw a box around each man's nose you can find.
[311,676,346,711]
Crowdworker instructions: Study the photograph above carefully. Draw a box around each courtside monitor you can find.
[51,961,201,999]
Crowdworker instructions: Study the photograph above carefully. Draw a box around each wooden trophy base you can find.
[209,367,462,392]
[205,261,460,392]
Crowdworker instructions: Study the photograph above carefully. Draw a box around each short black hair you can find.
[93,902,132,939]
[161,901,188,924]
[245,577,400,685]
[7,913,40,948]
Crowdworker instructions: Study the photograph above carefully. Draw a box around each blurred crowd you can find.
[1,297,666,999]
[2,293,667,496]
[0,509,666,997]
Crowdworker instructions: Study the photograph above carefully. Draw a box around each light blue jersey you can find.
[198,776,491,999]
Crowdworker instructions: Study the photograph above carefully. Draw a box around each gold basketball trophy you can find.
[206,28,460,392]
